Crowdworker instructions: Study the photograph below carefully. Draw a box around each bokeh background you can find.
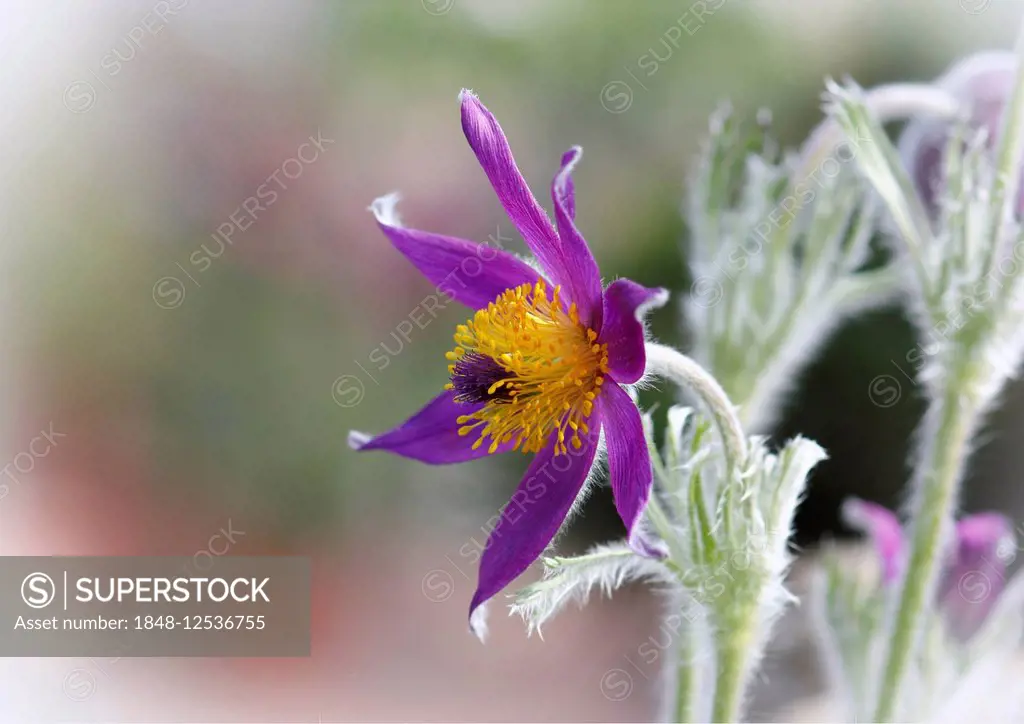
[3,0,1024,720]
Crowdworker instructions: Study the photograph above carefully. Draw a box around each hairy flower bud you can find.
[898,51,1022,213]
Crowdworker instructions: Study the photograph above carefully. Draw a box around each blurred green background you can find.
[5,0,1024,720]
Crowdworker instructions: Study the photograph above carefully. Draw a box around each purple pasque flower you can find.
[349,89,668,632]
[844,498,1015,639]
[898,51,1022,213]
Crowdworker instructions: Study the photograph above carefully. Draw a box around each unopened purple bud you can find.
[938,512,1015,640]
[898,51,1021,213]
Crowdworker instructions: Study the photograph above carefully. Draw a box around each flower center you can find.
[444,280,608,455]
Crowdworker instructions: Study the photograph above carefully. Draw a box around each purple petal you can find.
[349,389,512,464]
[842,498,905,584]
[554,149,576,220]
[630,530,668,559]
[370,193,541,310]
[897,52,1020,213]
[459,91,564,280]
[939,512,1014,639]
[599,382,654,553]
[598,279,669,384]
[551,147,603,328]
[468,423,600,626]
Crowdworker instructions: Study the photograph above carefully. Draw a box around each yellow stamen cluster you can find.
[444,280,608,456]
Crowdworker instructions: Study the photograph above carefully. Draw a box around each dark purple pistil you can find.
[450,353,515,404]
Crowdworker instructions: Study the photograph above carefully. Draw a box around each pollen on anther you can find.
[442,282,609,457]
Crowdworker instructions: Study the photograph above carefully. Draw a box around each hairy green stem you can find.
[710,602,758,723]
[674,632,697,723]
[873,380,979,721]
[875,21,1024,721]
[645,342,751,722]
[644,342,748,477]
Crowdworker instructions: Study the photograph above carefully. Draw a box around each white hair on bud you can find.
[368,192,403,227]
[637,287,670,318]
[347,431,371,450]
[469,603,489,643]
